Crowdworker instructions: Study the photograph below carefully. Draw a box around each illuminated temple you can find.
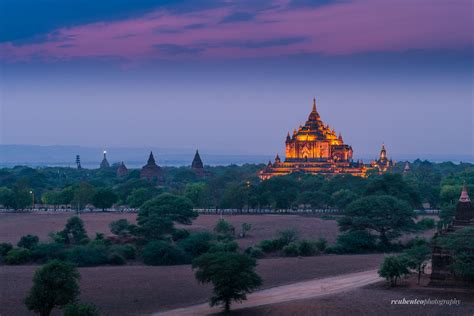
[260,98,375,179]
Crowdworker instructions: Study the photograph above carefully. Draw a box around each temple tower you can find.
[100,151,110,169]
[140,151,163,182]
[116,161,128,177]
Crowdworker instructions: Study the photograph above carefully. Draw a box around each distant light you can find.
[103,150,107,154]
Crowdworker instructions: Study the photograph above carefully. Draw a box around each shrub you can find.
[208,241,239,253]
[17,234,39,249]
[142,241,187,265]
[283,243,300,257]
[66,245,108,267]
[315,237,328,252]
[259,239,282,253]
[416,218,436,231]
[244,247,264,259]
[241,223,252,238]
[31,243,66,262]
[277,229,299,246]
[5,248,32,265]
[25,260,80,316]
[109,219,131,236]
[109,244,136,260]
[0,242,13,256]
[178,232,214,258]
[172,228,190,241]
[298,240,318,256]
[64,302,99,316]
[334,230,377,253]
[378,255,410,287]
[107,252,126,265]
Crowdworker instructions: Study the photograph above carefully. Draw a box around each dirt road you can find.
[154,269,382,316]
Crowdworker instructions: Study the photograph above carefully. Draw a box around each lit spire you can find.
[338,133,343,142]
[459,182,471,202]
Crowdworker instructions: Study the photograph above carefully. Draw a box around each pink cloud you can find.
[1,0,472,62]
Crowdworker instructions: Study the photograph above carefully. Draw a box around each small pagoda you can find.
[430,183,474,286]
[191,150,206,176]
[116,162,128,177]
[140,151,163,182]
[100,151,110,169]
[370,144,395,173]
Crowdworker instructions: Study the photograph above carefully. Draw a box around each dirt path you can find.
[154,269,382,316]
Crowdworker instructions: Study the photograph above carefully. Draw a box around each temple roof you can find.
[147,151,156,165]
[192,150,204,169]
[292,98,338,141]
[100,151,110,169]
[460,182,471,202]
[116,161,128,176]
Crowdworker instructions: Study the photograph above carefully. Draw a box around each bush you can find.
[315,237,328,252]
[17,234,39,249]
[277,229,299,246]
[0,242,13,256]
[178,232,214,258]
[31,243,66,262]
[283,243,300,257]
[66,245,108,267]
[5,248,32,264]
[208,241,239,253]
[107,252,126,265]
[109,219,131,236]
[259,239,282,253]
[142,241,187,265]
[109,244,136,260]
[416,218,436,231]
[378,255,410,287]
[334,230,377,253]
[244,247,264,259]
[172,229,190,241]
[298,240,318,256]
[64,302,99,316]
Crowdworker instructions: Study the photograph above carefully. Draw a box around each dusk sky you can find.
[0,0,473,161]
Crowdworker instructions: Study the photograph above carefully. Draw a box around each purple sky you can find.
[0,0,473,161]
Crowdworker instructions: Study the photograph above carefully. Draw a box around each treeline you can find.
[0,161,473,215]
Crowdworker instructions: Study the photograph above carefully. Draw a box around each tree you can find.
[378,256,410,287]
[137,194,197,239]
[141,241,187,265]
[331,189,358,210]
[91,188,117,211]
[59,216,89,245]
[126,188,155,208]
[214,219,235,239]
[138,193,197,226]
[0,187,15,208]
[72,182,95,211]
[24,260,80,316]
[364,174,421,208]
[403,243,431,284]
[339,195,416,247]
[109,219,131,236]
[438,227,474,281]
[17,234,39,249]
[63,303,99,316]
[241,223,252,238]
[41,191,62,209]
[193,252,262,312]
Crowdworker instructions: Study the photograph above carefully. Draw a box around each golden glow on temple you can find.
[259,98,394,180]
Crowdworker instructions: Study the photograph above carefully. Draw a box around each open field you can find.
[0,254,385,316]
[0,212,435,248]
[232,274,474,316]
[0,212,341,247]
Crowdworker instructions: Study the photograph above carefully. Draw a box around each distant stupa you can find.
[140,151,163,182]
[76,155,82,169]
[191,149,205,176]
[116,161,128,177]
[100,151,110,169]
